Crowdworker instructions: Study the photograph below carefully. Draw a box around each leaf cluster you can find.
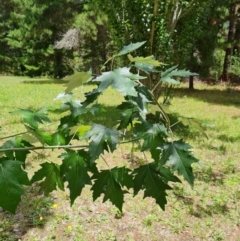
[0,42,199,214]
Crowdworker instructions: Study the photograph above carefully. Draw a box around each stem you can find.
[100,155,110,169]
[0,137,144,152]
[0,144,88,152]
[142,151,149,165]
[101,57,113,71]
[148,89,170,129]
[0,131,28,140]
[151,75,161,93]
[170,121,181,128]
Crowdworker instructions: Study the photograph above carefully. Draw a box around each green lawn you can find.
[0,76,240,241]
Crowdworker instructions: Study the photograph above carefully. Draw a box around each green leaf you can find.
[115,41,146,56]
[60,150,91,205]
[134,121,167,161]
[161,66,198,85]
[83,124,121,163]
[70,124,92,137]
[0,158,30,213]
[25,125,53,145]
[24,64,39,70]
[65,71,92,94]
[88,104,105,115]
[159,166,182,184]
[159,140,199,187]
[134,62,158,73]
[128,54,165,67]
[21,133,38,144]
[82,88,101,107]
[128,86,153,120]
[91,169,125,211]
[1,137,32,166]
[52,132,66,145]
[31,162,64,195]
[93,68,139,96]
[11,109,50,129]
[57,115,79,140]
[65,100,87,118]
[133,164,171,210]
[117,108,135,130]
[111,166,133,189]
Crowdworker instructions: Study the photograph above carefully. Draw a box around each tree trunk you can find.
[149,0,159,54]
[222,3,236,82]
[189,76,194,90]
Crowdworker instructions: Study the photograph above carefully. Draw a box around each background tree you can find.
[7,0,82,77]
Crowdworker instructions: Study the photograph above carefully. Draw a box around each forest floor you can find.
[0,76,240,241]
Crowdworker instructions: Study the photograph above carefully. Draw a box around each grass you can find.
[0,76,240,240]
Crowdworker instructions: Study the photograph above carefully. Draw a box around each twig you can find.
[0,131,28,140]
[0,137,144,152]
[0,144,88,152]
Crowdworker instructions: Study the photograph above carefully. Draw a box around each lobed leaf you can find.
[11,109,50,129]
[83,124,121,163]
[134,121,167,161]
[60,150,91,205]
[1,137,32,166]
[128,54,165,67]
[91,166,132,211]
[93,68,140,97]
[25,125,53,145]
[65,71,92,94]
[133,164,171,210]
[128,86,153,120]
[115,41,146,56]
[0,158,30,213]
[31,162,64,195]
[159,140,199,187]
[161,66,198,85]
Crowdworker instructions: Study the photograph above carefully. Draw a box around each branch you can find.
[0,137,144,152]
[0,131,27,140]
[0,144,88,152]
[148,90,171,129]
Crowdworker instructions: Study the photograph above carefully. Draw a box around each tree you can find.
[0,0,17,73]
[222,2,240,81]
[0,42,198,214]
[6,0,82,77]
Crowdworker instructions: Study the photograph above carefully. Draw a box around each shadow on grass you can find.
[81,105,201,139]
[22,79,69,85]
[217,134,240,142]
[173,192,229,218]
[168,112,206,140]
[173,86,240,107]
[0,184,54,241]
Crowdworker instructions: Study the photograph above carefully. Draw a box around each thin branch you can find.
[0,144,88,152]
[151,75,161,93]
[120,136,143,144]
[0,136,144,152]
[170,121,181,128]
[148,89,171,129]
[0,131,28,140]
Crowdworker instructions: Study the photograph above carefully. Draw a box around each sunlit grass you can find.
[0,77,240,240]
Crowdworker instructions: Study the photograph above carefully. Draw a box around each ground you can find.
[0,76,240,241]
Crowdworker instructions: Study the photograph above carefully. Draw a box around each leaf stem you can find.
[100,155,110,169]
